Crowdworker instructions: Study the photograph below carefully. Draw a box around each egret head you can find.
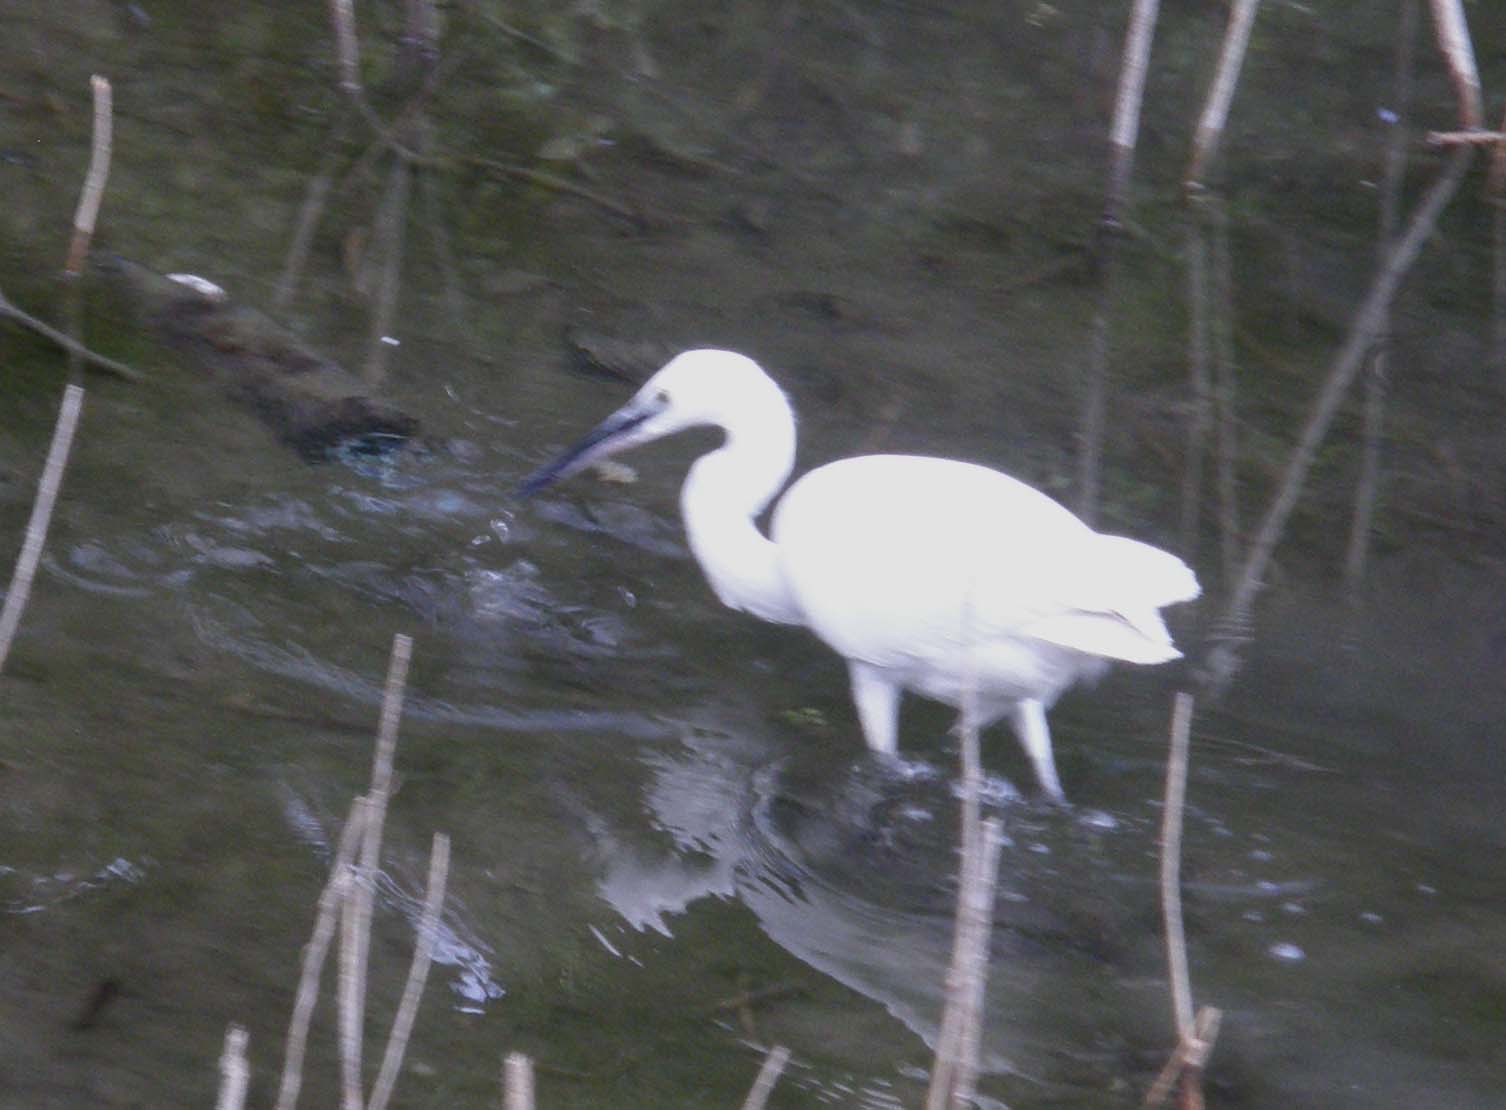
[517,349,782,496]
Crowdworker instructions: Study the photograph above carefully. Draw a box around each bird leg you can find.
[847,661,900,756]
[1009,698,1066,802]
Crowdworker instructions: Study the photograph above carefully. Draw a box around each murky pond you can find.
[5,2,1506,1107]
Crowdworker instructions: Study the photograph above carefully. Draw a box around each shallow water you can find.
[7,368,1506,1108]
[5,2,1506,1107]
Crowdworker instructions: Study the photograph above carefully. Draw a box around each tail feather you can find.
[1089,534,1201,607]
[1024,608,1182,664]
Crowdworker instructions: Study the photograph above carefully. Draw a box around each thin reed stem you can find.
[503,1052,536,1110]
[338,831,372,1109]
[1210,146,1473,683]
[1185,0,1261,190]
[739,1044,791,1110]
[330,0,361,95]
[1079,0,1160,523]
[1159,693,1195,1040]
[216,1024,251,1110]
[0,384,85,675]
[1104,0,1161,223]
[950,817,1005,1107]
[927,655,1003,1109]
[65,75,113,278]
[1144,1006,1222,1108]
[368,831,451,1110]
[340,632,414,1109]
[0,290,143,381]
[1426,129,1505,146]
[1145,695,1223,1108]
[326,0,427,161]
[364,633,413,871]
[275,796,369,1110]
[1425,0,1481,128]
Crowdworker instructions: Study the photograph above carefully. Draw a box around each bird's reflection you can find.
[584,723,1150,1080]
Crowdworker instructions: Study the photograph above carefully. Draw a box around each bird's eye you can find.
[654,388,671,406]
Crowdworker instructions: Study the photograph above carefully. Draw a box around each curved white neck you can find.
[680,394,803,625]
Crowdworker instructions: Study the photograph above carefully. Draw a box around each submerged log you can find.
[95,255,419,460]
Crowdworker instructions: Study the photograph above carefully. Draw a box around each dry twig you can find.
[739,1044,791,1110]
[1159,693,1196,1040]
[275,796,369,1110]
[326,0,431,162]
[216,1025,251,1110]
[1144,1006,1222,1109]
[368,831,451,1110]
[339,632,414,1108]
[926,653,1006,1109]
[1143,694,1222,1108]
[0,384,85,675]
[1104,0,1161,224]
[1425,129,1506,147]
[504,1052,537,1110]
[64,75,113,278]
[1425,0,1482,128]
[0,289,144,382]
[1184,0,1261,191]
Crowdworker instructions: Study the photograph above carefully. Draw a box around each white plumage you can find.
[520,349,1199,800]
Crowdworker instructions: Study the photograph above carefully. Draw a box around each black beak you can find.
[515,404,654,499]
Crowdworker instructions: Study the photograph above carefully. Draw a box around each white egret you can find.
[520,349,1199,801]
